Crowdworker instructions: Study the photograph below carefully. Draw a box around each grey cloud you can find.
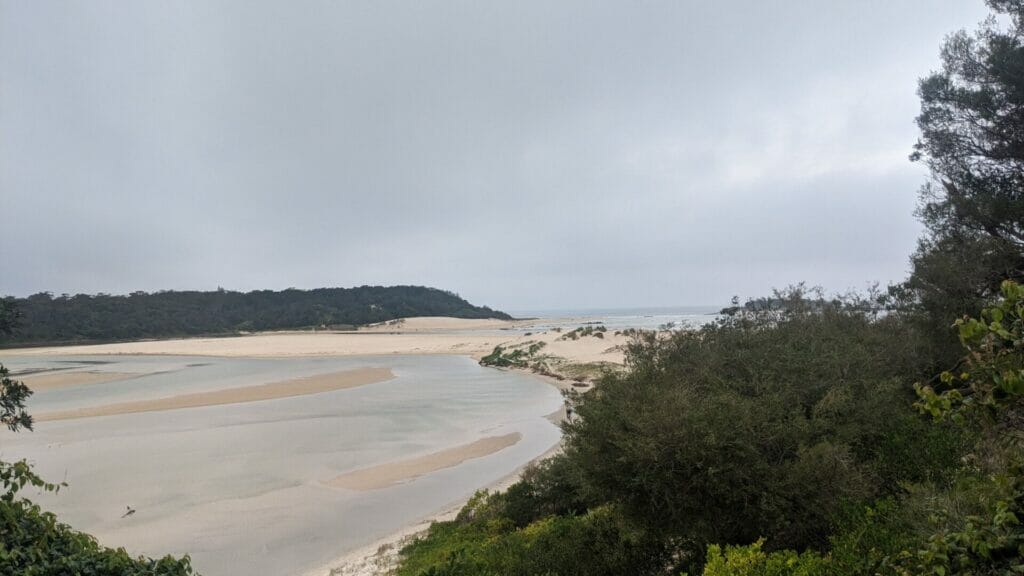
[1,1,990,309]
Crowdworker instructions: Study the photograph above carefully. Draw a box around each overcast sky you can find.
[0,1,991,311]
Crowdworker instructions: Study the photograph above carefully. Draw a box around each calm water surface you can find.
[0,354,562,576]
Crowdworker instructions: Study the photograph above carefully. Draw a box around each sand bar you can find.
[0,317,628,365]
[324,432,522,491]
[35,366,393,422]
[22,371,137,391]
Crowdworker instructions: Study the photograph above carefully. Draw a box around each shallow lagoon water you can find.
[0,354,563,576]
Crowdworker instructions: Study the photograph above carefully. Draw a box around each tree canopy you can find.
[903,0,1024,364]
[0,285,510,345]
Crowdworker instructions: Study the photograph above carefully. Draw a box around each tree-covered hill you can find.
[0,285,511,345]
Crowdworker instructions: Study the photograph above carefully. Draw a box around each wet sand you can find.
[35,366,394,422]
[22,371,136,391]
[324,433,522,491]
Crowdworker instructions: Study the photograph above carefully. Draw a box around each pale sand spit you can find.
[323,433,522,491]
[1,319,628,365]
[34,366,394,422]
[21,371,137,391]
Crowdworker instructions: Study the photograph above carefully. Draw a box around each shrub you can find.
[397,503,667,576]
[563,292,961,569]
[701,539,829,576]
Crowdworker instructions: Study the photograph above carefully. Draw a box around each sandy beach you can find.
[2,316,629,366]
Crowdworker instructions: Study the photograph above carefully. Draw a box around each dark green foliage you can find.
[563,293,963,569]
[823,282,1024,576]
[897,281,1024,576]
[899,475,1024,576]
[701,540,829,576]
[0,286,510,345]
[403,291,968,576]
[827,497,929,576]
[0,365,32,432]
[479,342,548,369]
[479,345,513,367]
[917,279,1024,423]
[0,298,19,335]
[0,302,31,432]
[397,497,667,576]
[396,459,655,575]
[488,456,591,529]
[558,325,607,341]
[900,233,1021,367]
[901,0,1024,368]
[479,345,529,368]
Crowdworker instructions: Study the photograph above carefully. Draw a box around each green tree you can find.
[0,285,511,345]
[896,280,1024,575]
[903,0,1024,366]
[562,291,963,571]
[0,300,31,432]
[825,282,1024,576]
[0,297,19,335]
[701,540,829,576]
[0,364,32,432]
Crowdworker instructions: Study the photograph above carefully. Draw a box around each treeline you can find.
[0,285,510,345]
[394,2,1024,575]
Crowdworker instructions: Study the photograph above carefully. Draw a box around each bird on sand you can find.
[121,506,135,518]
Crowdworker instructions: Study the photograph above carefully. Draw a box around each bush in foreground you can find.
[396,497,667,576]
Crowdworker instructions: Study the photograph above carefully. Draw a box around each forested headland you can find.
[0,285,510,346]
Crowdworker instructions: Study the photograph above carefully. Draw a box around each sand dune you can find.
[324,433,522,491]
[35,366,394,422]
